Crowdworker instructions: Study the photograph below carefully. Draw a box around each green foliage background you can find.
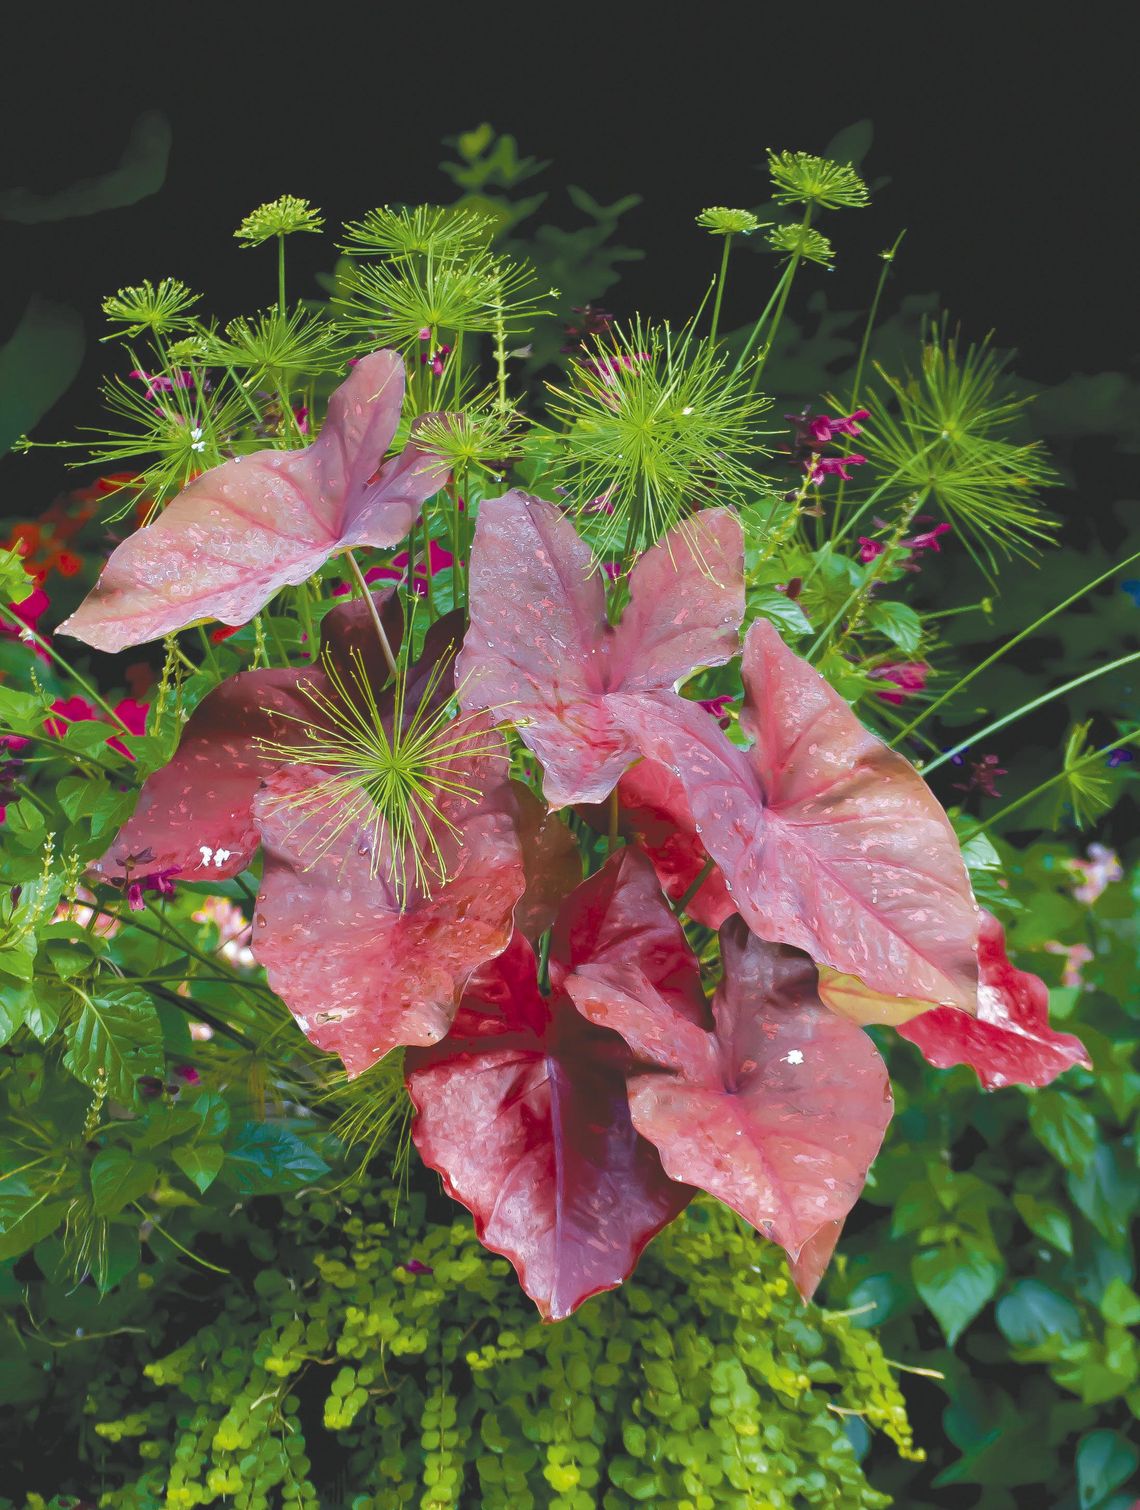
[0,126,1137,1507]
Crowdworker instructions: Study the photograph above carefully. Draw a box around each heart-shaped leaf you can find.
[60,351,447,652]
[406,852,698,1321]
[566,916,892,1261]
[614,618,979,1010]
[457,492,743,806]
[90,594,454,886]
[250,727,525,1076]
[898,911,1090,1087]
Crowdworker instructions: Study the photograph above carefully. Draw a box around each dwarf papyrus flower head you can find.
[258,643,507,906]
[101,279,201,340]
[235,196,324,248]
[766,150,870,210]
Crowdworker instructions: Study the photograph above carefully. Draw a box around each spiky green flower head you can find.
[1055,721,1115,829]
[259,645,506,905]
[101,279,200,340]
[235,195,324,248]
[766,150,870,211]
[767,223,835,267]
[412,397,527,479]
[80,370,253,520]
[695,207,762,237]
[340,203,495,261]
[861,317,1059,570]
[202,305,343,383]
[546,317,771,557]
[335,250,551,355]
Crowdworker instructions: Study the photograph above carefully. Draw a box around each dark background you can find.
[1,12,1135,522]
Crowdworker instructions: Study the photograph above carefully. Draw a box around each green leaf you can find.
[172,1144,224,1194]
[913,1246,1002,1344]
[1012,1192,1074,1255]
[866,599,924,654]
[747,586,813,638]
[94,1222,141,1294]
[1076,1430,1139,1509]
[995,1280,1082,1348]
[62,987,164,1104]
[1099,1278,1140,1328]
[222,1123,329,1195]
[0,296,84,455]
[1068,1145,1140,1249]
[0,979,29,1046]
[90,1148,158,1215]
[0,110,171,224]
[1028,1091,1098,1175]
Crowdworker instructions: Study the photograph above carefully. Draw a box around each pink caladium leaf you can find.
[406,850,698,1320]
[566,916,892,1261]
[897,911,1091,1088]
[511,785,582,940]
[250,722,524,1075]
[614,619,980,1011]
[89,593,460,886]
[457,491,744,807]
[579,758,737,928]
[59,351,448,652]
[786,1219,844,1301]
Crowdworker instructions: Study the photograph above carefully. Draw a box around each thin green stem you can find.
[806,492,926,661]
[892,549,1140,744]
[748,207,812,396]
[709,235,733,347]
[961,730,1140,838]
[0,608,132,732]
[731,262,792,378]
[921,651,1140,776]
[673,855,715,916]
[133,1203,231,1274]
[343,548,398,678]
[833,231,905,533]
[607,788,620,856]
[277,235,287,316]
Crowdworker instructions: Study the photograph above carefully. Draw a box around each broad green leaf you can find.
[0,296,83,455]
[866,599,924,654]
[995,1280,1081,1348]
[0,110,171,224]
[94,1222,141,1295]
[1077,1430,1140,1509]
[90,1148,158,1215]
[913,1245,1002,1344]
[62,988,163,1104]
[1028,1091,1098,1175]
[1068,1145,1140,1249]
[222,1123,329,1195]
[747,586,812,638]
[1100,1278,1140,1328]
[0,980,29,1046]
[0,1175,70,1261]
[172,1144,224,1194]
[1012,1192,1074,1255]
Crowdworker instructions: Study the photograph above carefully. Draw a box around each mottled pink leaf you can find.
[898,911,1091,1088]
[89,591,425,885]
[406,926,692,1321]
[614,619,979,1010]
[60,351,448,652]
[566,917,892,1259]
[579,758,736,928]
[786,1219,844,1301]
[249,717,523,1075]
[511,785,582,940]
[549,844,710,1028]
[457,492,743,806]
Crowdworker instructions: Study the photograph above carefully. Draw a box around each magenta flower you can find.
[129,368,194,397]
[697,693,736,723]
[906,521,952,554]
[1,582,50,642]
[874,661,929,705]
[809,453,867,485]
[858,536,885,564]
[951,752,1007,799]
